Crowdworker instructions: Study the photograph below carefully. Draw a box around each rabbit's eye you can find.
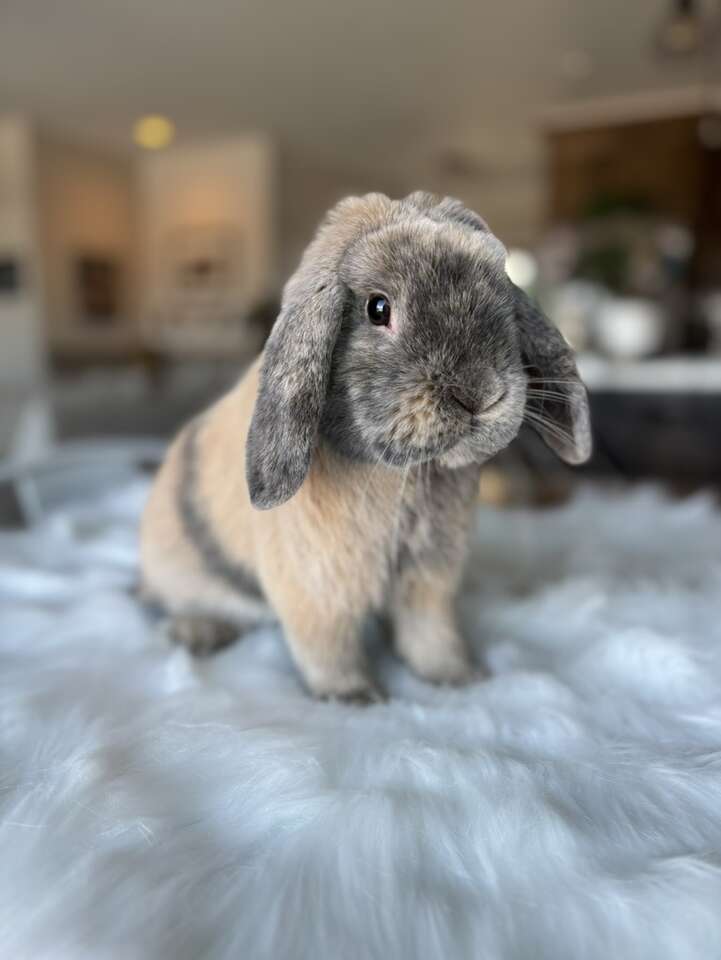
[367,295,391,326]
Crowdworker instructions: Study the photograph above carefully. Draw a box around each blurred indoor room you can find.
[1,0,719,512]
[2,2,721,958]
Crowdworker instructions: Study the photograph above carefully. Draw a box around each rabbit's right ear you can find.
[513,284,592,465]
[246,194,392,510]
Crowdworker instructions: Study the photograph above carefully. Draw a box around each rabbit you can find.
[140,192,591,702]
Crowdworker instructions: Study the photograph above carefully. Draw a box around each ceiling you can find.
[0,0,719,180]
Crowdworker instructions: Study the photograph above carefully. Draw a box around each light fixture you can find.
[133,115,175,150]
[655,0,714,56]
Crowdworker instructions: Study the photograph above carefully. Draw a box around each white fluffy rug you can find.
[2,479,721,959]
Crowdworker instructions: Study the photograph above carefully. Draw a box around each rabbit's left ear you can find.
[513,284,592,465]
[246,276,345,509]
[246,193,392,509]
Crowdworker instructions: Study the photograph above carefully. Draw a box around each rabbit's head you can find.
[247,192,590,509]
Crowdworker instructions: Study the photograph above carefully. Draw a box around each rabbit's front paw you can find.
[167,614,239,656]
[310,668,385,705]
[412,651,483,687]
[395,614,481,687]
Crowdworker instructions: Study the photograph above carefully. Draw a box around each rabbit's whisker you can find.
[526,378,580,386]
[523,410,576,448]
[360,434,396,504]
[525,390,576,405]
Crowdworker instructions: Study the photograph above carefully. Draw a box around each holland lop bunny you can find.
[140,192,591,701]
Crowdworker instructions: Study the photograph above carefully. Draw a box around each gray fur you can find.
[246,191,591,511]
[513,284,592,464]
[246,278,346,509]
[404,191,501,257]
[394,460,481,579]
[154,194,592,695]
[178,420,264,599]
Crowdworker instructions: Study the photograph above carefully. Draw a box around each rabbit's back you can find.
[140,357,268,625]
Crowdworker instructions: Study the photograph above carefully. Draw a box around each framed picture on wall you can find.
[149,223,247,355]
[74,255,122,326]
[167,223,243,307]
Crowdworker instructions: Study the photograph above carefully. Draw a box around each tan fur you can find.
[141,355,468,698]
[141,191,589,699]
[393,569,476,685]
[140,358,269,626]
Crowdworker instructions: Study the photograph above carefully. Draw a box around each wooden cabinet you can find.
[547,115,721,286]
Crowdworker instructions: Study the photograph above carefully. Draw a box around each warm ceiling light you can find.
[133,115,175,150]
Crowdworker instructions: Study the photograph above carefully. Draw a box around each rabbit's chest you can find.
[359,463,479,586]
[299,451,478,611]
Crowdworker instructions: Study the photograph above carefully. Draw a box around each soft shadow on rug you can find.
[2,480,721,959]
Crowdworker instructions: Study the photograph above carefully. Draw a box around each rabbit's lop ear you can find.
[246,194,392,509]
[513,284,592,465]
[245,277,344,509]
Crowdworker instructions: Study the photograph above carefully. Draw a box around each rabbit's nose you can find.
[479,381,506,412]
[448,386,479,415]
[447,379,506,416]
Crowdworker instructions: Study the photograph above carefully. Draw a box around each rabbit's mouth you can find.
[323,361,525,469]
[369,379,525,468]
[370,412,477,466]
[372,436,458,466]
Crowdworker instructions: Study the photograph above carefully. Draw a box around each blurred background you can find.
[1,0,720,520]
